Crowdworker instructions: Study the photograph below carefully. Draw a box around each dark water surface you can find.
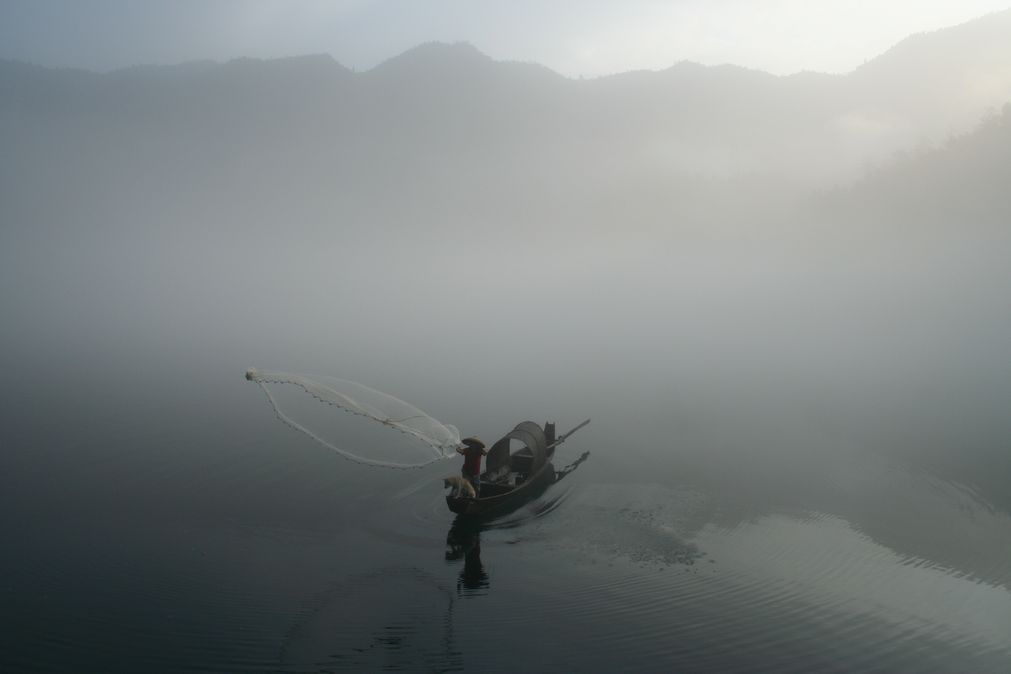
[2,355,1009,674]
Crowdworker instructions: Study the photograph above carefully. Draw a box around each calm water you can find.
[2,354,1009,674]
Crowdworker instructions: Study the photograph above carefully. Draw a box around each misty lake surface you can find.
[3,350,1009,674]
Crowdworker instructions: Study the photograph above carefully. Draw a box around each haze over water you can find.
[2,5,1011,672]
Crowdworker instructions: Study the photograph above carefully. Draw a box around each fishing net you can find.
[246,368,461,469]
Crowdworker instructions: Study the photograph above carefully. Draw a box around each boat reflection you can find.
[445,518,488,594]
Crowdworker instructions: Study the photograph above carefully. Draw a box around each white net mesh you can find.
[246,368,461,469]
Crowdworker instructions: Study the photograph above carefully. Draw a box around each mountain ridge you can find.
[2,8,1010,236]
[5,8,1010,81]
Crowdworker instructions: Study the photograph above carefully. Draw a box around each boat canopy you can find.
[485,421,548,477]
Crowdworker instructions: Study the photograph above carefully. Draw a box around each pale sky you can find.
[1,0,1009,76]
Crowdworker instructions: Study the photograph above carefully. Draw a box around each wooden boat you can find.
[446,419,589,517]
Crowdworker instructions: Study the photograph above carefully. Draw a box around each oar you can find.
[546,418,590,449]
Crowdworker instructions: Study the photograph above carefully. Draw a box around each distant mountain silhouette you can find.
[1,9,1010,244]
[820,103,1011,235]
[370,41,499,78]
[845,10,1011,152]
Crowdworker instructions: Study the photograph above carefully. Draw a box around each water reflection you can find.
[695,512,1011,666]
[445,518,489,595]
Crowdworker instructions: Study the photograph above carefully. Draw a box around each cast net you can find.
[246,368,461,469]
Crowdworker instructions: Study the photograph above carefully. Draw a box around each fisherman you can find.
[457,437,487,497]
